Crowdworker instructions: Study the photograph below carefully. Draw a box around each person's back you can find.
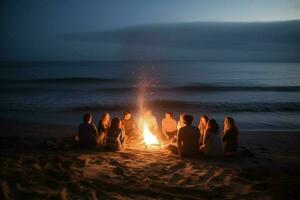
[223,117,239,153]
[106,118,126,151]
[223,130,238,153]
[203,130,223,156]
[178,125,200,157]
[201,119,223,157]
[78,114,98,148]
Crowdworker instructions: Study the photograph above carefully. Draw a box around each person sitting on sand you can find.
[106,118,126,151]
[162,112,177,141]
[121,111,137,138]
[78,113,98,148]
[177,114,200,157]
[177,113,186,131]
[223,117,239,153]
[200,119,223,157]
[198,115,209,146]
[97,112,110,145]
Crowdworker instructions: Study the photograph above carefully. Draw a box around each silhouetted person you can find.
[121,111,136,137]
[223,117,239,153]
[162,112,177,141]
[78,113,98,148]
[200,119,223,157]
[177,114,200,157]
[198,115,209,146]
[97,112,110,145]
[106,118,126,151]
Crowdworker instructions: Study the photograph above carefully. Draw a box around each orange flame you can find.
[143,123,159,146]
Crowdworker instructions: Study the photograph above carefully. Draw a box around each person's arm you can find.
[196,128,201,146]
[203,131,209,146]
[92,124,98,137]
[161,119,168,138]
[177,130,183,156]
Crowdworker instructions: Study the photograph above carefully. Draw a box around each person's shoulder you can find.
[89,123,97,128]
[179,126,188,133]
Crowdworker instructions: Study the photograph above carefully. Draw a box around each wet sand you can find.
[0,119,300,199]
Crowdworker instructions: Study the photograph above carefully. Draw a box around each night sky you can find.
[1,0,300,61]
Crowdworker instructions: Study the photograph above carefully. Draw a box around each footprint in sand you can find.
[114,166,124,175]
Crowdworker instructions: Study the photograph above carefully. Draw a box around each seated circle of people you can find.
[121,111,137,138]
[176,114,201,157]
[76,111,240,157]
[198,115,209,146]
[97,112,110,145]
[223,117,239,153]
[161,112,177,141]
[200,119,224,157]
[106,117,126,151]
[77,113,98,148]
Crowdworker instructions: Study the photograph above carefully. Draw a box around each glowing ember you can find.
[143,123,159,146]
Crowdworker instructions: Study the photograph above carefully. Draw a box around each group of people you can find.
[168,114,239,158]
[77,110,239,157]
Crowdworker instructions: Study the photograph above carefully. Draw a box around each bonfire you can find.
[142,123,162,149]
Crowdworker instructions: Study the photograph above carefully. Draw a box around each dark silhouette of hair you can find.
[205,119,219,134]
[224,117,239,135]
[83,113,92,123]
[183,114,194,125]
[166,112,174,118]
[110,117,121,131]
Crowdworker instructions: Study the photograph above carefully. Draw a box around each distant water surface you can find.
[0,61,299,131]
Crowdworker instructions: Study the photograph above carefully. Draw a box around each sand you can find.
[0,119,300,199]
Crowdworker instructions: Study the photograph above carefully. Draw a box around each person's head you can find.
[83,113,92,124]
[101,112,110,124]
[110,117,122,130]
[123,111,132,120]
[206,119,219,134]
[165,112,173,120]
[199,115,209,131]
[179,113,185,122]
[224,117,239,133]
[200,115,209,126]
[183,114,194,126]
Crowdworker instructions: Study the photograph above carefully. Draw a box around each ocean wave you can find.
[14,77,125,84]
[169,85,300,92]
[68,100,300,112]
[95,85,300,93]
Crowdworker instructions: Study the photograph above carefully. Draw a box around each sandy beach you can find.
[0,118,300,199]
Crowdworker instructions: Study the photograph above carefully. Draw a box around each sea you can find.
[0,61,299,131]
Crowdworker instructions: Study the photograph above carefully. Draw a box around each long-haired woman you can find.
[106,117,126,151]
[223,117,239,153]
[200,119,223,157]
[198,115,209,145]
[97,112,110,145]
